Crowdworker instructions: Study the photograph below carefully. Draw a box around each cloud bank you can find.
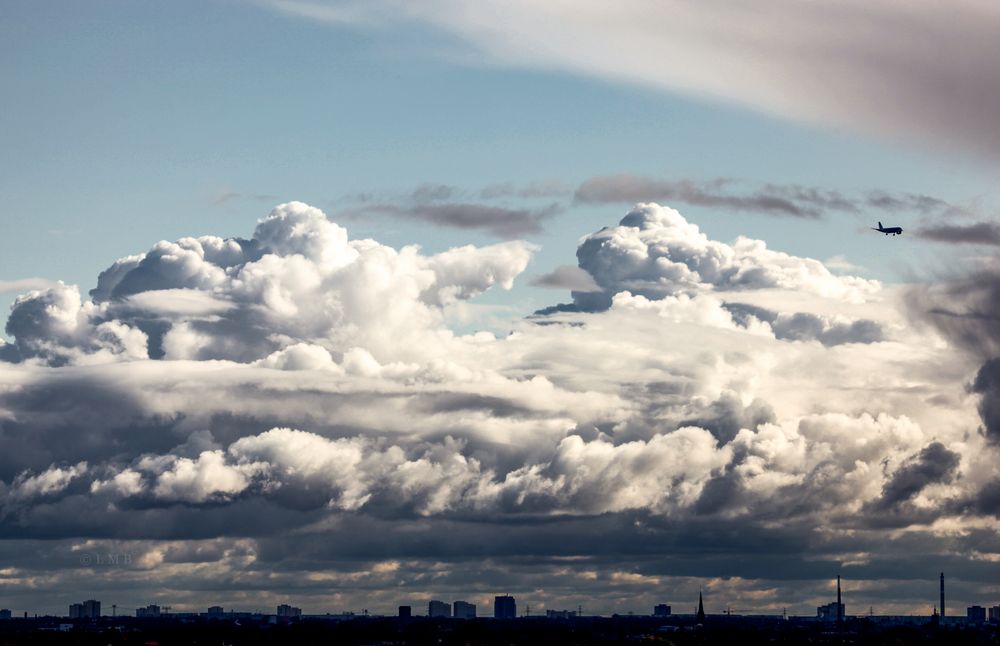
[0,201,993,615]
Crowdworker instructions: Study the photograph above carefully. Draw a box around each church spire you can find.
[696,591,706,624]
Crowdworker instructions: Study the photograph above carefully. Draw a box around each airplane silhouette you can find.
[872,221,903,236]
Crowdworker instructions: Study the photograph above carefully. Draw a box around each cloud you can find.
[350,202,562,238]
[725,304,885,347]
[875,442,960,510]
[574,175,964,223]
[0,278,59,294]
[0,199,992,614]
[905,263,1000,359]
[917,222,1000,246]
[575,176,842,218]
[478,180,570,200]
[971,359,1000,443]
[563,202,879,312]
[529,266,600,292]
[4,202,535,365]
[265,0,1000,160]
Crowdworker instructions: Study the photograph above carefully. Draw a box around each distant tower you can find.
[696,592,705,624]
[837,575,843,623]
[940,572,945,620]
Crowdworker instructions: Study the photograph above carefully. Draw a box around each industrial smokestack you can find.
[837,575,843,623]
[940,572,945,619]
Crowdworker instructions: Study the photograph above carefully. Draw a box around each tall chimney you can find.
[837,575,843,623]
[940,572,945,619]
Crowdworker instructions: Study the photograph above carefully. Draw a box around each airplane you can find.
[872,221,903,236]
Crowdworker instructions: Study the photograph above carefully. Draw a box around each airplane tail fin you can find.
[878,221,883,229]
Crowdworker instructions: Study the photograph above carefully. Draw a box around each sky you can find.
[2,0,1000,618]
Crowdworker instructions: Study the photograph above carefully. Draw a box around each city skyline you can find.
[1,574,995,621]
[3,0,1000,621]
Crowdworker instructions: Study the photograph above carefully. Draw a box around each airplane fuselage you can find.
[873,222,903,236]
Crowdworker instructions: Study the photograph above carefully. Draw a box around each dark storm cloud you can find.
[971,359,1000,442]
[918,222,1000,246]
[905,264,1000,359]
[875,442,961,510]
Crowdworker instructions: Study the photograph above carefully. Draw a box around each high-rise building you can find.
[494,595,516,619]
[453,601,476,619]
[817,602,845,622]
[398,605,412,618]
[207,606,224,618]
[82,600,100,619]
[69,600,100,619]
[988,606,1000,623]
[428,600,451,618]
[0,609,11,620]
[136,605,161,618]
[968,606,986,624]
[653,604,671,617]
[277,604,302,618]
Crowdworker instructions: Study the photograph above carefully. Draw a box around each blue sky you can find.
[3,0,997,333]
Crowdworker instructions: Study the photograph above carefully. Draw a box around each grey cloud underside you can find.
[906,266,1000,359]
[576,176,838,218]
[906,262,1000,461]
[575,175,960,221]
[724,303,884,347]
[342,176,955,236]
[874,442,960,511]
[0,200,989,613]
[344,202,562,238]
[918,222,1000,246]
[528,265,601,292]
